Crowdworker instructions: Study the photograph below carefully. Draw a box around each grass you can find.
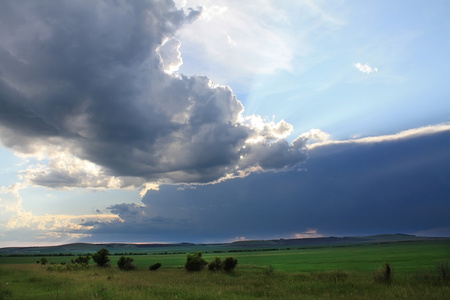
[138,240,448,273]
[0,240,449,299]
[0,263,449,299]
[3,240,448,273]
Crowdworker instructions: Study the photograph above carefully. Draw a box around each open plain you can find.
[1,237,449,299]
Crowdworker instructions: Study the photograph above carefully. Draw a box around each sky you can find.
[0,0,449,247]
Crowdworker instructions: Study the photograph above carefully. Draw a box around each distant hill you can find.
[226,234,443,249]
[0,234,447,255]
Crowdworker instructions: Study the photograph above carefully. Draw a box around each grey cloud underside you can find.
[0,0,307,186]
[86,130,450,243]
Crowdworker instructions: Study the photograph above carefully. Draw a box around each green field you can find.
[1,240,449,299]
[2,240,449,274]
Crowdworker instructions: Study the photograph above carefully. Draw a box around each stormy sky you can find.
[0,0,449,246]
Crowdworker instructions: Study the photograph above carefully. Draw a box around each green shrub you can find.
[149,262,162,271]
[40,257,48,265]
[68,263,88,270]
[223,257,238,273]
[92,248,110,267]
[47,263,88,271]
[208,257,223,272]
[373,263,392,284]
[184,252,207,272]
[117,256,136,271]
[71,254,91,265]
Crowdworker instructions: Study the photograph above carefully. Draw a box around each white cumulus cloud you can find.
[354,62,378,74]
[0,0,309,193]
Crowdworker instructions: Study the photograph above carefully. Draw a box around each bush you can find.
[40,257,48,265]
[223,257,238,273]
[47,263,88,271]
[149,262,162,271]
[208,257,223,272]
[184,252,207,272]
[92,248,110,267]
[373,263,392,284]
[47,264,66,271]
[71,254,91,265]
[66,263,88,270]
[117,256,136,271]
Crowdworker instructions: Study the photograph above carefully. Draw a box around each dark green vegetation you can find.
[207,256,238,273]
[148,262,162,271]
[71,254,91,265]
[223,257,238,272]
[209,256,238,273]
[92,248,110,267]
[0,236,449,299]
[117,256,136,271]
[184,252,207,272]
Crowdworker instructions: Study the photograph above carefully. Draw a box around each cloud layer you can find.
[3,125,448,245]
[0,1,309,190]
[0,183,119,245]
[81,126,450,243]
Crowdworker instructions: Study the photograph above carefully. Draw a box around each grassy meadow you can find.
[1,240,449,299]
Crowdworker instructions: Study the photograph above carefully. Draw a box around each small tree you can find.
[40,257,48,265]
[117,256,136,271]
[92,248,110,267]
[223,257,238,273]
[185,252,207,272]
[149,262,162,271]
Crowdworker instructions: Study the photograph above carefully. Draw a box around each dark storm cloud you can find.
[87,129,450,242]
[0,0,307,188]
